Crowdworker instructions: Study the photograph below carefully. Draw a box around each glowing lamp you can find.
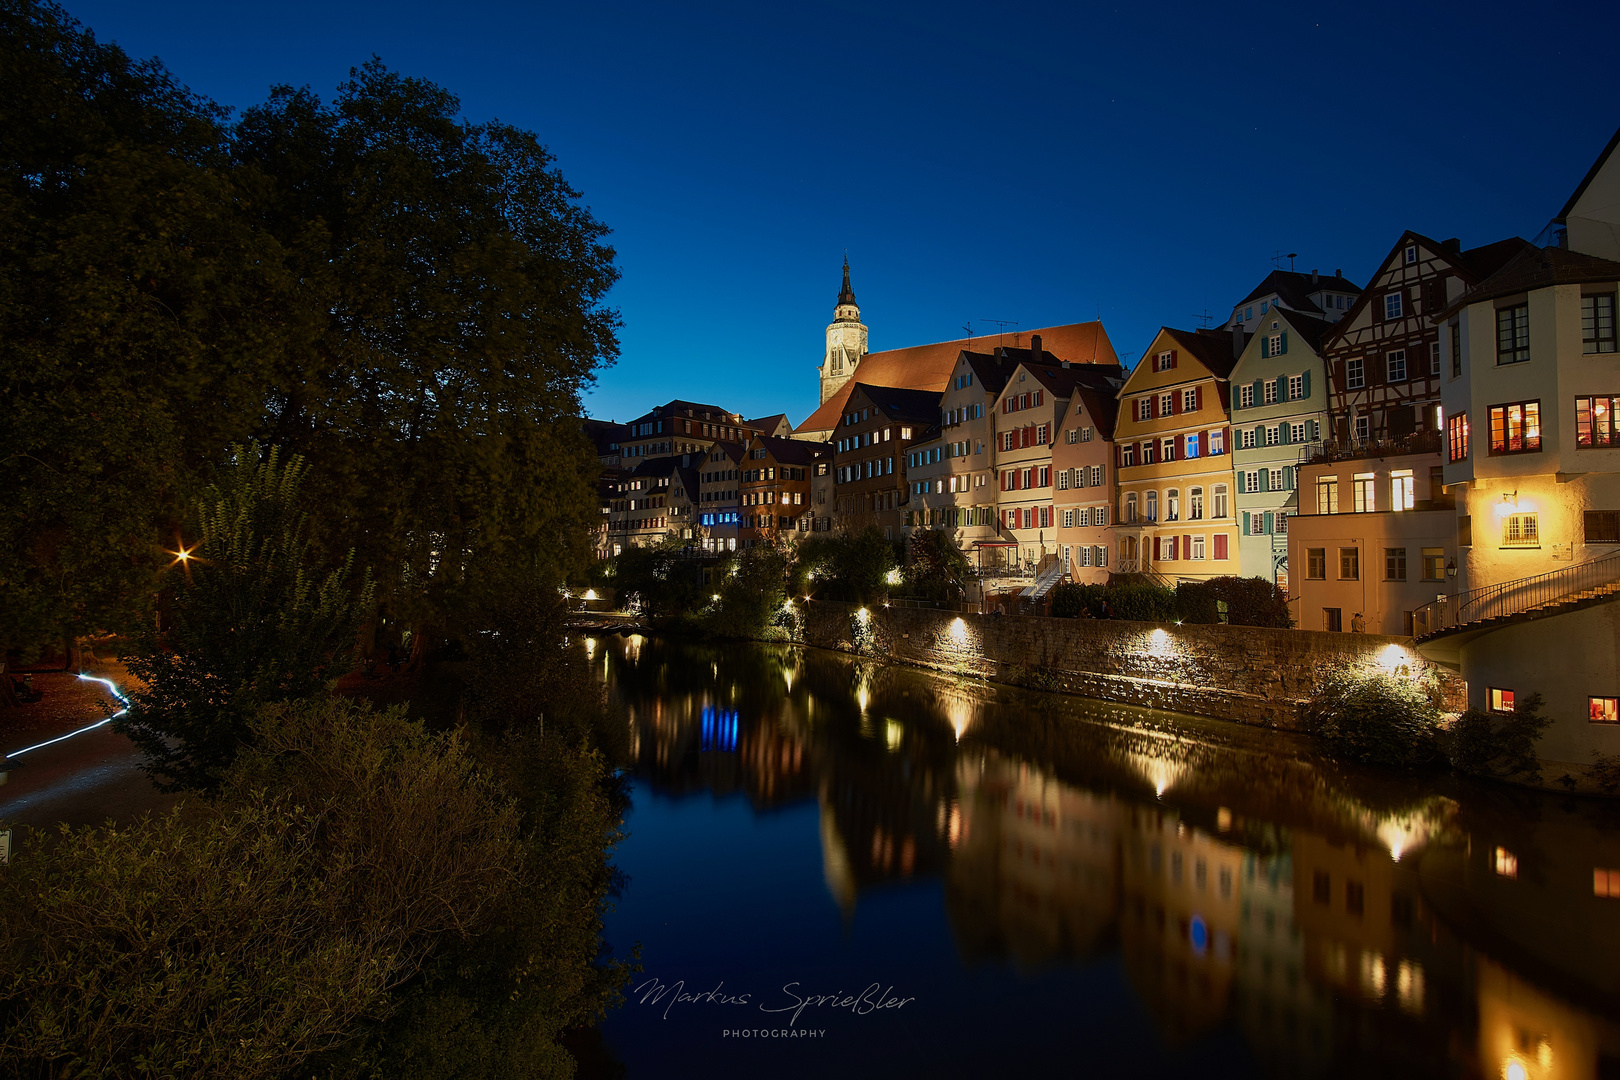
[711,593,721,602]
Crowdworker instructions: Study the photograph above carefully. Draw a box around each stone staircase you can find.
[1414,549,1620,643]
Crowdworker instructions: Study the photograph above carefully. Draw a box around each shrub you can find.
[706,542,792,639]
[1302,668,1442,767]
[793,528,899,604]
[1175,577,1292,627]
[1446,692,1554,783]
[902,529,970,604]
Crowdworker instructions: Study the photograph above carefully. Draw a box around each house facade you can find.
[1111,328,1239,579]
[1229,309,1333,587]
[1052,383,1120,583]
[831,383,940,538]
[738,435,817,547]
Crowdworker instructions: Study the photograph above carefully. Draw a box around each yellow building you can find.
[1111,328,1240,579]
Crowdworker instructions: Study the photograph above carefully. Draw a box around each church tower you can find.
[818,257,869,405]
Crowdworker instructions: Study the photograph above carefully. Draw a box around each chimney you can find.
[1031,333,1043,359]
[1335,268,1342,278]
[1443,237,1461,252]
[1312,268,1319,284]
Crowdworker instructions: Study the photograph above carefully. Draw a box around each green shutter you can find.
[1237,473,1246,494]
[1280,331,1289,355]
[1259,470,1269,492]
[1302,369,1311,399]
[1242,511,1251,532]
[1263,511,1275,533]
[1284,466,1295,490]
[1279,422,1290,445]
[1260,336,1269,358]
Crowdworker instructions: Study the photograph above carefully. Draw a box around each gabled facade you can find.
[1321,232,1528,449]
[1053,384,1121,584]
[1551,124,1620,262]
[1111,328,1239,580]
[901,348,1018,553]
[738,435,817,547]
[831,383,940,538]
[1229,268,1362,335]
[697,441,744,552]
[1228,309,1333,586]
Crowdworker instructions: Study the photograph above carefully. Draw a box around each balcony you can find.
[1297,429,1442,466]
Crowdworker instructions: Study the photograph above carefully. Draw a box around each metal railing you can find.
[1413,549,1620,640]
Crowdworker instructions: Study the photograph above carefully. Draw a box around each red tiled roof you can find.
[794,321,1117,435]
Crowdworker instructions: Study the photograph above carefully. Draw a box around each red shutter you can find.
[1214,534,1228,560]
[1002,399,1009,413]
[1149,396,1158,418]
[1171,392,1181,415]
[1183,534,1192,558]
[1153,536,1162,560]
[1000,470,1007,491]
[1195,385,1203,410]
[1170,350,1178,368]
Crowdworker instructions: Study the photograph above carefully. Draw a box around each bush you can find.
[1302,668,1442,767]
[0,697,522,1079]
[705,542,792,639]
[793,528,899,604]
[1047,580,1174,621]
[1446,692,1553,783]
[1175,577,1292,627]
[900,530,970,605]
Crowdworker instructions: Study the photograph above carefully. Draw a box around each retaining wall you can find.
[798,602,1467,731]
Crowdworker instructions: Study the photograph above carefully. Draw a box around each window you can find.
[1450,319,1462,377]
[1503,513,1539,547]
[1422,548,1445,581]
[1346,880,1365,916]
[1385,293,1404,319]
[1081,427,1094,442]
[1062,509,1075,528]
[1324,608,1342,632]
[1209,430,1225,455]
[1494,847,1518,879]
[1185,433,1200,458]
[1240,428,1256,449]
[1289,374,1304,400]
[1591,697,1619,724]
[1354,415,1370,442]
[1269,468,1284,491]
[1146,491,1158,521]
[1489,687,1515,713]
[1387,350,1407,383]
[1183,388,1197,412]
[1496,304,1530,363]
[1275,511,1290,535]
[1121,444,1135,467]
[1448,413,1470,461]
[1352,473,1375,512]
[1162,437,1176,462]
[1586,511,1620,544]
[1243,469,1260,493]
[1263,379,1278,405]
[1488,401,1541,454]
[901,426,913,439]
[1125,494,1139,522]
[1346,357,1365,389]
[1166,489,1179,521]
[1597,869,1620,898]
[1155,350,1174,371]
[1142,441,1156,465]
[1404,244,1417,265]
[1392,470,1414,510]
[1212,485,1228,518]
[1249,513,1265,536]
[1090,465,1103,486]
[1159,392,1174,415]
[1385,548,1407,580]
[1291,421,1307,443]
[1430,341,1441,375]
[1066,428,1080,444]
[1317,477,1339,514]
[1192,535,1206,560]
[1189,487,1204,519]
[1137,398,1151,421]
[1339,547,1359,580]
[1265,426,1281,446]
[1239,385,1254,408]
[1576,396,1620,448]
[1584,293,1617,353]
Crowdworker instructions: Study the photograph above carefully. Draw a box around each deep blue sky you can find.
[65,0,1620,428]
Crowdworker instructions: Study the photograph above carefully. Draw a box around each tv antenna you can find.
[1194,308,1214,329]
[980,318,1018,349]
[1271,250,1299,270]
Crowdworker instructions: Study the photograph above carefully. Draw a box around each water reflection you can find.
[599,634,1620,1077]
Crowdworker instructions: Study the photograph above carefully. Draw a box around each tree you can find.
[0,0,299,674]
[118,445,371,792]
[903,529,970,604]
[232,63,620,654]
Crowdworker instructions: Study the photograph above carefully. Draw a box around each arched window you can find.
[1189,486,1205,520]
[1125,493,1139,523]
[1166,489,1180,522]
[1212,484,1229,519]
[1146,491,1159,522]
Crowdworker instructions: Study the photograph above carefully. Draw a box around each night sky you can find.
[63,0,1620,427]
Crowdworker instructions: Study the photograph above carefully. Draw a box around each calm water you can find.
[590,634,1620,1080]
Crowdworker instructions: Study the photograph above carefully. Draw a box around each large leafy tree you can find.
[0,0,300,673]
[234,64,619,651]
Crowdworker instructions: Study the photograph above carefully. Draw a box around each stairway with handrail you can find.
[1413,548,1620,643]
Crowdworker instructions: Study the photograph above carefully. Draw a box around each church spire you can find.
[837,255,857,308]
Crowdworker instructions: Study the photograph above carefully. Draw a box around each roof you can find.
[752,434,817,465]
[673,465,699,497]
[625,456,682,480]
[1440,244,1620,317]
[1458,236,1536,279]
[747,413,792,435]
[795,320,1118,434]
[852,383,942,423]
[581,417,628,454]
[959,350,1021,397]
[1071,384,1121,441]
[1238,269,1362,311]
[629,399,745,425]
[1017,360,1126,401]
[1268,307,1336,353]
[837,258,857,308]
[1175,327,1243,379]
[707,440,744,464]
[1557,124,1620,224]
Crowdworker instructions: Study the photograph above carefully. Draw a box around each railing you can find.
[1299,430,1443,466]
[1413,549,1620,640]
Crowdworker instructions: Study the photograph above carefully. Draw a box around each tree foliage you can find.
[118,444,372,792]
[793,528,899,604]
[1447,692,1554,783]
[901,529,970,605]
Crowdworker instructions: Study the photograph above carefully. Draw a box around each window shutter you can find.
[1214,534,1228,560]
[1182,534,1192,557]
[1237,473,1246,494]
[1195,385,1203,410]
[1252,379,1263,402]
[1278,423,1290,445]
[1171,392,1181,415]
[1242,511,1250,532]
[1153,536,1162,560]
[1277,376,1288,401]
[1170,350,1178,368]
[1280,331,1289,355]
[1284,467,1295,490]
[1262,470,1273,492]
[1302,369,1311,399]
[1263,511,1274,533]
[1260,336,1270,359]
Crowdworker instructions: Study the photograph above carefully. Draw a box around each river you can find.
[589,633,1620,1079]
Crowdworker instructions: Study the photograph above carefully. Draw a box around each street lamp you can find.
[1446,558,1458,579]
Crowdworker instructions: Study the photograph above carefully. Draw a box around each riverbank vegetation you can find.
[1048,577,1292,627]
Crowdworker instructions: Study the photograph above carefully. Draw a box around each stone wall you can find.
[797,602,1466,730]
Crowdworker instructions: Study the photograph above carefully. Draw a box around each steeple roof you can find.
[837,257,857,308]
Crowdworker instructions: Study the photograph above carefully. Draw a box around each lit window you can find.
[1185,433,1200,458]
[1316,477,1339,514]
[1575,396,1620,447]
[1596,868,1620,898]
[1488,687,1516,713]
[1209,430,1225,455]
[1502,513,1539,548]
[1488,401,1540,454]
[1590,696,1619,724]
[1447,413,1469,462]
[1422,547,1445,581]
[1494,847,1517,879]
[1352,473,1375,512]
[1392,470,1414,510]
